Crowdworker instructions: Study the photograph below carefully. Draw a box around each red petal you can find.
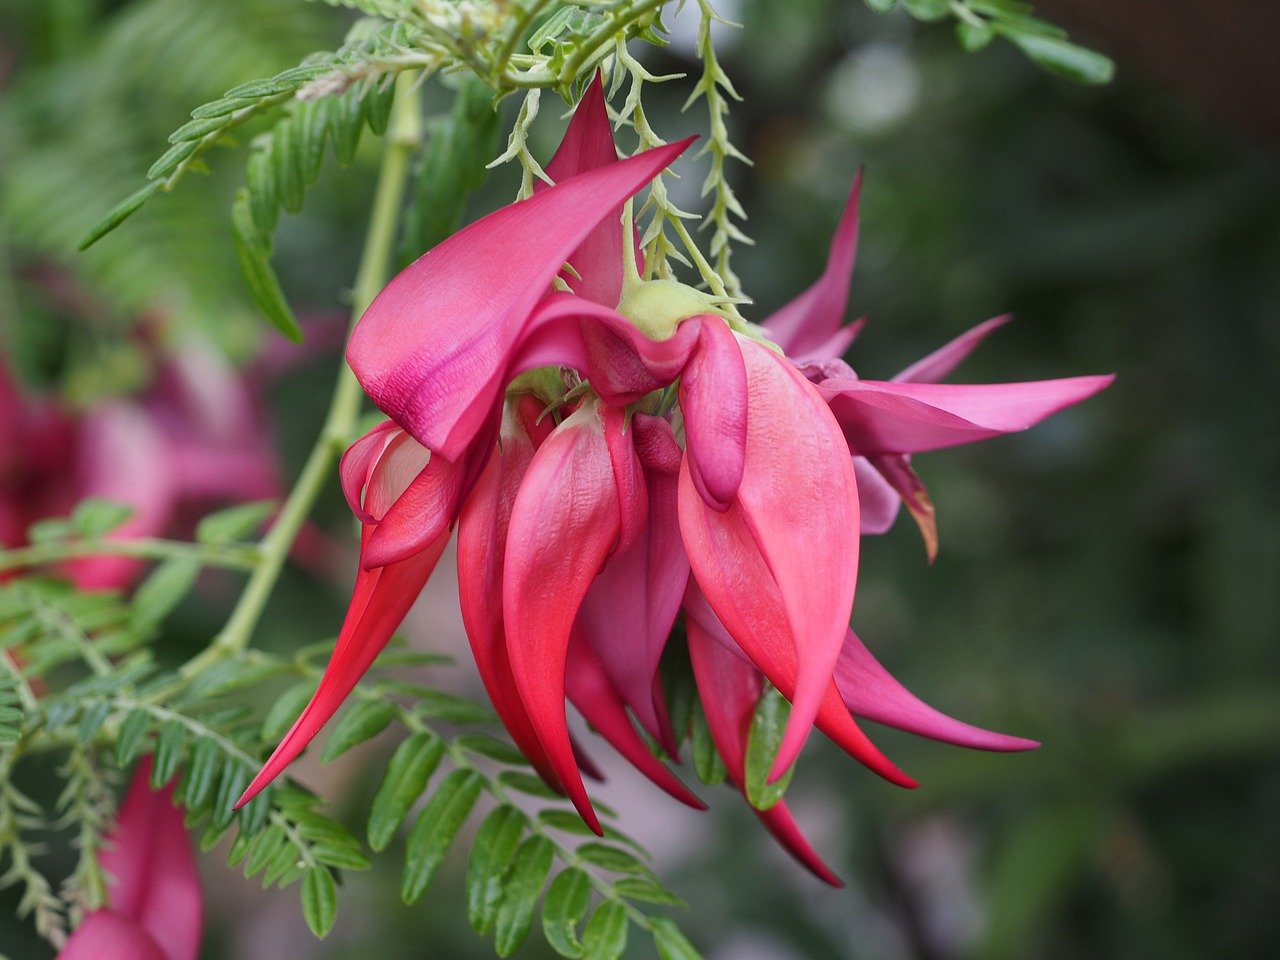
[503,402,621,833]
[456,410,563,790]
[57,911,166,960]
[679,337,865,781]
[892,314,1011,384]
[818,375,1116,456]
[238,529,447,807]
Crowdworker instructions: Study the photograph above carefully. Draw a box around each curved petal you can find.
[339,420,399,523]
[565,629,704,808]
[238,529,447,807]
[686,621,843,886]
[680,337,864,782]
[99,758,203,960]
[363,453,465,569]
[679,316,747,511]
[57,911,166,960]
[348,139,693,460]
[763,171,862,362]
[504,402,621,834]
[892,315,1011,384]
[601,403,647,554]
[836,630,1038,752]
[818,375,1116,457]
[457,409,562,791]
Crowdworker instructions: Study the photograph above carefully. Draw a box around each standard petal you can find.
[686,621,843,886]
[238,529,447,807]
[678,316,747,511]
[763,171,862,362]
[457,409,562,790]
[98,759,202,960]
[565,629,704,808]
[503,402,621,834]
[818,375,1116,456]
[542,72,640,307]
[836,630,1038,751]
[892,314,1011,384]
[348,139,693,460]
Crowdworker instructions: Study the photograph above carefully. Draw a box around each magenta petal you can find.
[763,171,862,362]
[686,621,843,886]
[239,530,447,807]
[679,316,747,511]
[565,630,704,808]
[892,314,1011,384]
[541,72,639,307]
[601,403,647,554]
[836,630,1038,751]
[58,911,166,960]
[819,375,1116,456]
[348,139,693,460]
[503,402,621,834]
[853,456,902,535]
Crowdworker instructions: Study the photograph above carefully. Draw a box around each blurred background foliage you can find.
[2,0,1278,958]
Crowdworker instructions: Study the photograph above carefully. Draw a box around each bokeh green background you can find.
[2,1,1278,958]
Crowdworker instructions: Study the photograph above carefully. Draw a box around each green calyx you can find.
[617,277,730,340]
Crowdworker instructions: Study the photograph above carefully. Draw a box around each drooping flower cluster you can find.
[241,76,1111,881]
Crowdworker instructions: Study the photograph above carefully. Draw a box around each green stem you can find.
[180,73,421,679]
[0,538,259,573]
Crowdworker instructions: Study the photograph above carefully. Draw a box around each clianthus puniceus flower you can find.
[239,75,1112,882]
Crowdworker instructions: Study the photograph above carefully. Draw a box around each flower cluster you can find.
[241,76,1111,882]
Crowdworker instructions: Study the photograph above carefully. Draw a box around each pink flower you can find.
[58,757,203,960]
[243,75,1112,883]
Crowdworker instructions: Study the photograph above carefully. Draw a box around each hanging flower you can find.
[242,74,1112,882]
[58,757,203,960]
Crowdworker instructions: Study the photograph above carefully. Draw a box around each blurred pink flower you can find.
[243,75,1111,882]
[58,757,203,960]
[0,344,279,589]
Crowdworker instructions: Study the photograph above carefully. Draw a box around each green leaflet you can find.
[367,732,445,851]
[743,684,795,811]
[541,867,591,959]
[580,901,628,960]
[301,867,338,938]
[401,769,483,904]
[466,804,529,935]
[494,835,555,956]
[321,699,397,763]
